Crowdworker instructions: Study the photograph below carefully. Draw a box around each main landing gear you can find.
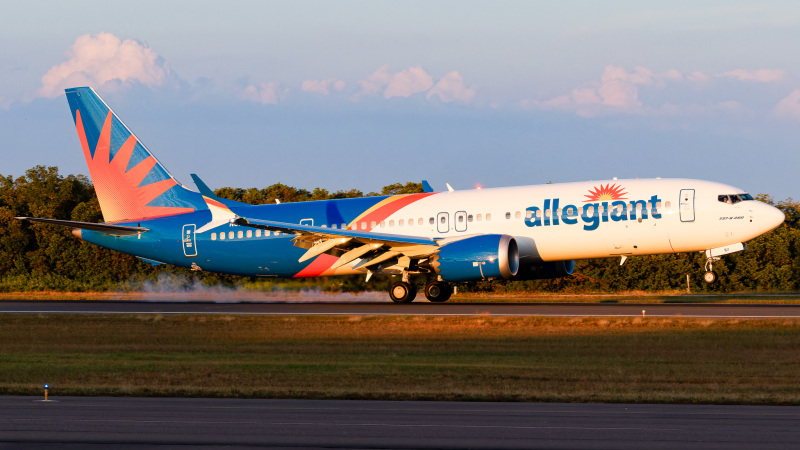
[388,273,453,303]
[424,280,452,302]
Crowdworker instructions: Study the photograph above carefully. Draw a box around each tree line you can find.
[1,165,798,293]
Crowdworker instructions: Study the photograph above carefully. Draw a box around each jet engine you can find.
[430,234,519,282]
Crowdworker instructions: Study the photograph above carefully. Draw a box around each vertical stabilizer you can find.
[65,87,204,222]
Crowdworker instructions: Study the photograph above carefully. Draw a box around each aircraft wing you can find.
[233,217,440,271]
[16,217,149,236]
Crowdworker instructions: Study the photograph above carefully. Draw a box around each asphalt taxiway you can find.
[2,300,800,318]
[1,396,798,449]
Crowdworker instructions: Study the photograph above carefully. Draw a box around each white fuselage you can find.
[358,178,783,264]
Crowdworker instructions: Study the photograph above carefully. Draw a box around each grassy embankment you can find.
[1,314,798,404]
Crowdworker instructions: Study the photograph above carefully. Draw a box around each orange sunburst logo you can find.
[583,183,628,202]
[76,110,193,223]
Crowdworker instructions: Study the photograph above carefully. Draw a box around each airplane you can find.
[17,87,785,303]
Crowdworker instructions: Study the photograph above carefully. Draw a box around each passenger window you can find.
[557,209,562,215]
[665,201,671,209]
[342,224,347,229]
[380,221,385,228]
[505,212,511,219]
[370,221,376,229]
[389,220,395,227]
[321,224,327,228]
[408,218,414,226]
[361,222,367,230]
[418,218,423,225]
[477,214,482,221]
[228,231,234,239]
[211,233,217,240]
[515,211,521,219]
[467,215,473,222]
[486,213,492,221]
[429,217,434,225]
[399,219,405,227]
[256,230,262,237]
[219,232,225,240]
[237,231,243,239]
[544,209,550,218]
[246,230,252,238]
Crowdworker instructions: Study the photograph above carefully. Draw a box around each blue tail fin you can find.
[65,87,205,222]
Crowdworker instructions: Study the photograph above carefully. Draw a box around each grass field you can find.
[1,314,799,404]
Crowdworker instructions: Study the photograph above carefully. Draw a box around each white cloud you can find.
[241,82,287,105]
[384,66,434,98]
[525,65,790,118]
[775,89,800,118]
[36,32,169,98]
[717,69,784,83]
[301,79,345,96]
[352,65,434,100]
[686,71,710,82]
[426,71,476,103]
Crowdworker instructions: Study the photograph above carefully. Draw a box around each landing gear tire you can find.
[390,281,417,303]
[703,271,717,284]
[424,281,452,303]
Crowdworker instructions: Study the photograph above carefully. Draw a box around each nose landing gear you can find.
[704,256,720,284]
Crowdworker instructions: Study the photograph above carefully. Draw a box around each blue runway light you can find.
[44,384,49,389]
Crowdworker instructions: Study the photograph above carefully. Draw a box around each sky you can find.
[2,1,800,200]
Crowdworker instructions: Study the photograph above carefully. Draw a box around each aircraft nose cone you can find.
[764,204,785,230]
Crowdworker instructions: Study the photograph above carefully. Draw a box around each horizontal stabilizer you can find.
[16,217,148,236]
[190,174,251,208]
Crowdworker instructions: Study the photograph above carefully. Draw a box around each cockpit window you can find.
[718,193,754,204]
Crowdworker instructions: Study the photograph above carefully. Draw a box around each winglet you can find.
[421,180,434,193]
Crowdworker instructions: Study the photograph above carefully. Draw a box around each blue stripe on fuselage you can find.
[81,196,390,277]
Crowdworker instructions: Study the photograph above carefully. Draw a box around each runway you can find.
[2,300,800,318]
[1,396,798,449]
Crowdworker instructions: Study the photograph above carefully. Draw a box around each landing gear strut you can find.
[424,281,452,302]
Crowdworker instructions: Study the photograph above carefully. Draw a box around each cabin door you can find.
[679,189,695,222]
[182,224,197,257]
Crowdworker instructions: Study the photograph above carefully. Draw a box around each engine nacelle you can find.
[431,234,519,282]
[512,260,575,280]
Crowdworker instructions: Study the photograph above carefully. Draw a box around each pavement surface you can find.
[1,396,798,449]
[2,300,800,318]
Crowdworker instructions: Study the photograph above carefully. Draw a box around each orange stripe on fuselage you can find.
[293,253,339,278]
[348,193,436,231]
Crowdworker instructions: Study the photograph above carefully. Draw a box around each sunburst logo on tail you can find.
[583,183,628,202]
[75,110,194,222]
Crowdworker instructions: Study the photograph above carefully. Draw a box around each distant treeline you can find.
[1,166,798,293]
